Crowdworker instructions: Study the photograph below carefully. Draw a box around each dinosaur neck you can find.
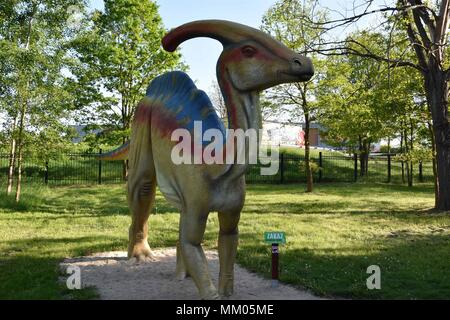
[218,70,262,180]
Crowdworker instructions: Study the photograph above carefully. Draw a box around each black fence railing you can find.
[0,152,434,186]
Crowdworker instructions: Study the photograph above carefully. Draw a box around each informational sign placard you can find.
[264,231,286,288]
[264,231,286,244]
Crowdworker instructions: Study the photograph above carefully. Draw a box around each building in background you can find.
[261,120,332,149]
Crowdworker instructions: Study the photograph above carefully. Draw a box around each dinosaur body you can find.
[104,20,314,299]
[131,71,237,210]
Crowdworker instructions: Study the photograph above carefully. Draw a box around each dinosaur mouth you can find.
[279,70,314,82]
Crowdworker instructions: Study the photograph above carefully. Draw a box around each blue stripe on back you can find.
[146,71,226,142]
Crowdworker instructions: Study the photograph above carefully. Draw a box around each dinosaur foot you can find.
[175,269,190,281]
[128,241,154,262]
[201,288,220,300]
[219,275,234,298]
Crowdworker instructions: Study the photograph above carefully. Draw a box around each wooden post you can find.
[387,154,392,183]
[98,149,102,185]
[354,153,358,182]
[319,151,323,182]
[45,160,49,185]
[271,243,279,288]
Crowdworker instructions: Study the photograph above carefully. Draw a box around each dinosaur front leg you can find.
[176,240,190,280]
[218,210,241,297]
[127,175,156,261]
[179,211,219,300]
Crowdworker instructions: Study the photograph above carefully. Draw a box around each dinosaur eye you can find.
[241,46,257,57]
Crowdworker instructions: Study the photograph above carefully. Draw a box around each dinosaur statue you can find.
[102,20,314,299]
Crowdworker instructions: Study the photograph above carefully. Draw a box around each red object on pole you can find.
[272,243,279,286]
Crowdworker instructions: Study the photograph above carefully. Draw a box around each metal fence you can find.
[0,152,434,186]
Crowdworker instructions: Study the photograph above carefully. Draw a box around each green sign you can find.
[264,232,286,244]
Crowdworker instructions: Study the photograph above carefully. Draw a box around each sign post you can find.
[264,232,286,288]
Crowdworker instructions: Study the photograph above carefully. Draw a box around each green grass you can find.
[0,182,449,299]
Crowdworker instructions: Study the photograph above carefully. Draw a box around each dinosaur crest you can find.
[145,71,226,141]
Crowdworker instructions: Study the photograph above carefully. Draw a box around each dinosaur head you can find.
[162,20,314,92]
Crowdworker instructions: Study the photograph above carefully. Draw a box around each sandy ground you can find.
[60,248,320,300]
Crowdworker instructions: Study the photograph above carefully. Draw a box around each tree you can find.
[71,0,184,178]
[209,80,228,128]
[209,80,279,129]
[261,0,327,192]
[319,30,429,182]
[0,0,87,201]
[303,0,450,210]
[318,50,383,175]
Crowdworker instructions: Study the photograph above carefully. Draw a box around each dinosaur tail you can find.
[99,141,130,160]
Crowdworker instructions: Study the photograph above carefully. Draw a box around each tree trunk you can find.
[6,115,17,195]
[365,141,370,176]
[409,119,414,187]
[428,121,439,207]
[304,112,313,192]
[387,137,391,154]
[403,128,414,187]
[15,147,23,203]
[425,68,450,211]
[14,105,26,203]
[400,130,405,184]
[12,7,34,202]
[359,136,369,177]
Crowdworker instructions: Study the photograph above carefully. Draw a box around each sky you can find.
[90,0,278,92]
[89,0,378,92]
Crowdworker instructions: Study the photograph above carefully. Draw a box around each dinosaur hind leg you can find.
[127,167,156,261]
[176,239,190,280]
[127,127,156,261]
[179,209,219,299]
[218,210,241,297]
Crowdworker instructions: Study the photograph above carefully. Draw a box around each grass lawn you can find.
[0,182,449,299]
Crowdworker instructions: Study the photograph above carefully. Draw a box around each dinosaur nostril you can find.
[294,58,302,67]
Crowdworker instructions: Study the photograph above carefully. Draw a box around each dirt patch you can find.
[60,248,321,300]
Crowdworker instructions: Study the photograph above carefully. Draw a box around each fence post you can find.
[387,154,392,183]
[280,153,285,184]
[45,161,49,185]
[419,161,423,182]
[354,153,358,182]
[318,151,323,183]
[98,149,102,185]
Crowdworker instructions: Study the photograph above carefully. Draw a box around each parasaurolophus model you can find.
[103,20,314,299]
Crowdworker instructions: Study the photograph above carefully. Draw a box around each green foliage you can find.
[261,0,328,121]
[317,30,429,155]
[394,147,433,164]
[70,0,185,146]
[0,0,88,158]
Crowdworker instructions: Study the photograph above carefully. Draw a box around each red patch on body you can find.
[151,107,181,139]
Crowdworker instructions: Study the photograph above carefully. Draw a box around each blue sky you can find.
[89,0,372,92]
[90,0,278,92]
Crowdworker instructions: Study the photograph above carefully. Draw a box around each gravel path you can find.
[60,248,321,300]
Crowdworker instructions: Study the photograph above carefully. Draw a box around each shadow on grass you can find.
[237,231,450,299]
[248,182,435,196]
[0,182,436,219]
